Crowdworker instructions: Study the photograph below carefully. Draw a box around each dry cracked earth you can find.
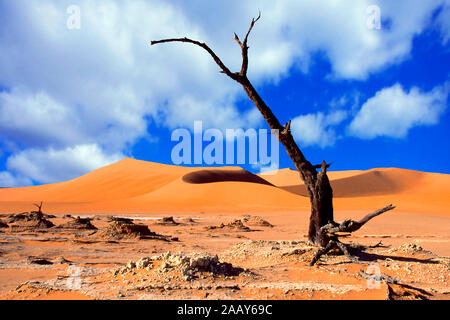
[0,212,449,300]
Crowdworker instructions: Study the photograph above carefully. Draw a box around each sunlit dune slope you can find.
[0,159,191,202]
[0,158,309,213]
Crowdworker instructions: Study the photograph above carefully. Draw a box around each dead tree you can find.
[151,13,396,264]
[33,201,44,219]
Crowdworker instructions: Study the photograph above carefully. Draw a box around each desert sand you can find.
[0,158,448,300]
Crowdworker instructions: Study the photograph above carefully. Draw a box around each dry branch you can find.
[321,204,396,235]
[310,205,396,265]
[151,38,240,81]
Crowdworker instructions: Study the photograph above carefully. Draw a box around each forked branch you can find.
[150,37,240,81]
[151,12,261,80]
[321,204,396,234]
[233,11,261,75]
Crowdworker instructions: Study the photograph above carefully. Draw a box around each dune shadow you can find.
[182,169,274,185]
[281,169,425,198]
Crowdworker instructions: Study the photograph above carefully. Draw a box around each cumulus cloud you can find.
[0,171,32,188]
[291,110,348,148]
[5,144,124,185]
[0,0,448,185]
[169,0,447,80]
[163,95,262,131]
[436,2,450,44]
[348,84,448,139]
[0,88,85,148]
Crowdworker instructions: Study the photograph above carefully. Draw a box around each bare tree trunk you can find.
[309,162,335,245]
[237,77,334,245]
[33,201,43,220]
[151,13,395,258]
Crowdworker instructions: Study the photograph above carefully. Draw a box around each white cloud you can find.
[5,144,124,185]
[348,83,448,139]
[329,92,362,113]
[0,88,84,148]
[0,0,447,184]
[163,95,262,131]
[436,3,450,44]
[174,0,445,80]
[0,171,32,188]
[291,110,348,148]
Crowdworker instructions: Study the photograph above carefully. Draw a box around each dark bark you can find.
[151,13,395,258]
[310,204,396,265]
[33,201,43,219]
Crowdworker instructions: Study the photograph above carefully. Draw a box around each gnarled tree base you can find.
[309,204,396,266]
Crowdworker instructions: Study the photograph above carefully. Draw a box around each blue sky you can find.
[0,0,449,187]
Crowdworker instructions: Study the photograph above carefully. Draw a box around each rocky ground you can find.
[0,212,448,300]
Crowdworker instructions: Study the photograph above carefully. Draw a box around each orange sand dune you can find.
[0,158,449,217]
[0,159,308,214]
[261,167,450,216]
[0,159,191,202]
